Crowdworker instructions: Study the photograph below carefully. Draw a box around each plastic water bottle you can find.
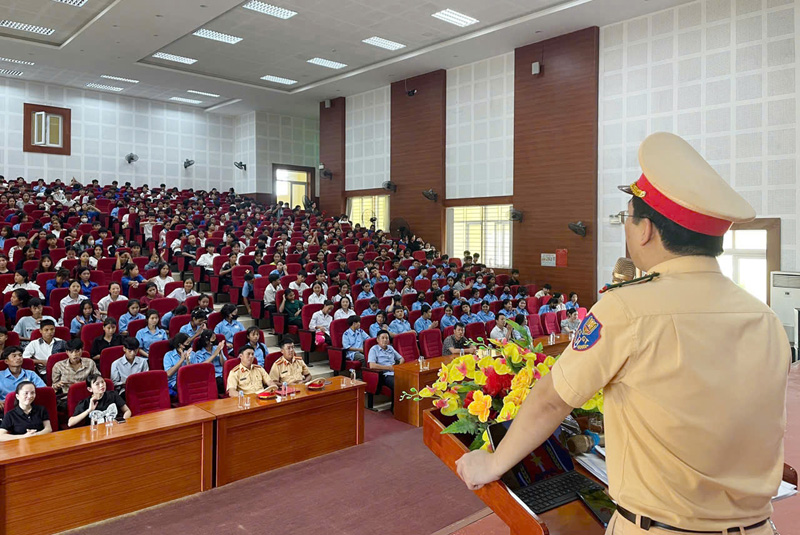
[350,369,357,385]
[238,390,244,409]
[418,356,425,371]
[282,381,289,396]
[90,415,98,432]
[549,332,555,345]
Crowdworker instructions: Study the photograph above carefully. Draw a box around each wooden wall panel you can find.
[390,70,447,250]
[319,97,346,216]
[513,27,599,306]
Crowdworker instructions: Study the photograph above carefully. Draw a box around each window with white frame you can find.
[447,205,512,269]
[347,195,389,231]
[718,229,768,303]
[32,111,63,147]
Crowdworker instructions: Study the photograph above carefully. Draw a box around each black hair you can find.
[103,317,117,327]
[220,303,238,319]
[347,315,361,326]
[454,322,465,330]
[28,297,43,308]
[279,336,294,348]
[85,373,104,389]
[15,380,35,394]
[40,318,55,328]
[123,337,140,350]
[66,338,84,351]
[197,329,216,348]
[630,196,724,256]
[2,346,21,359]
[171,333,190,350]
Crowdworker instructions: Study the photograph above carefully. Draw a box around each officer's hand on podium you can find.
[456,449,500,491]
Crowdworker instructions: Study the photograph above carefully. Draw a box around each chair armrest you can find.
[362,368,386,395]
[299,329,314,352]
[209,274,221,293]
[272,313,287,334]
[327,346,346,372]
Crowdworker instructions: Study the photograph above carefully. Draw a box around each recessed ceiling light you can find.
[260,75,297,85]
[193,28,243,44]
[242,1,297,19]
[52,0,88,6]
[0,69,23,77]
[0,57,34,66]
[86,82,124,92]
[362,36,406,51]
[101,74,139,83]
[0,20,56,35]
[187,89,220,97]
[152,52,197,64]
[307,57,347,70]
[431,9,479,27]
[170,97,203,104]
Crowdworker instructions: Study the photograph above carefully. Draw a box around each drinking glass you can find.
[243,395,251,409]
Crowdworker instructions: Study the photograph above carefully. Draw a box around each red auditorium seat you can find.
[177,363,218,406]
[67,379,114,416]
[418,329,443,358]
[125,371,170,415]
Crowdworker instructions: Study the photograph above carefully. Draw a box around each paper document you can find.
[773,480,797,502]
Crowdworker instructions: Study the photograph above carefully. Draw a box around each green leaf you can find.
[468,433,485,451]
[441,417,478,435]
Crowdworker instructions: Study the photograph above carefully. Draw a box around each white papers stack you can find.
[575,452,609,486]
[773,480,797,502]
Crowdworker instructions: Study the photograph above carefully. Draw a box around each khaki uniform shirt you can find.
[551,256,789,531]
[225,363,274,395]
[269,357,311,385]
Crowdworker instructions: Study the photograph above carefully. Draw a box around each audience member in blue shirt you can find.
[361,299,380,317]
[411,292,427,311]
[414,305,439,333]
[357,281,376,301]
[459,302,480,325]
[440,305,458,331]
[476,302,496,323]
[190,330,227,394]
[395,268,409,283]
[70,300,100,335]
[566,292,580,312]
[515,299,531,316]
[341,316,369,365]
[369,269,388,286]
[468,289,483,306]
[538,300,559,315]
[242,326,268,367]
[0,346,46,399]
[483,287,499,303]
[213,304,245,344]
[499,286,514,301]
[163,334,191,396]
[44,269,70,305]
[431,291,447,309]
[472,276,486,290]
[432,266,447,280]
[179,309,207,338]
[514,289,528,301]
[136,310,168,355]
[369,311,390,338]
[388,308,412,335]
[77,268,98,298]
[451,290,463,308]
[415,267,429,281]
[366,331,403,391]
[120,264,145,297]
[383,279,401,297]
[118,299,145,335]
[501,299,516,318]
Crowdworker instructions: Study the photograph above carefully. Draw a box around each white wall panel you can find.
[346,86,390,191]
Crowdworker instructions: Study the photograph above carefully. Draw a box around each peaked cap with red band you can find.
[619,132,755,236]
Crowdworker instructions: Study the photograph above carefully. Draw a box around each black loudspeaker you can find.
[510,209,524,222]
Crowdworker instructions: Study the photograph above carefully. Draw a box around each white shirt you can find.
[334,308,356,321]
[3,282,44,299]
[309,311,333,334]
[308,293,326,305]
[110,356,149,387]
[60,293,88,323]
[168,288,198,304]
[288,282,309,301]
[152,275,174,294]
[490,325,509,341]
[22,337,65,365]
[97,294,127,312]
[196,253,218,270]
[264,283,279,306]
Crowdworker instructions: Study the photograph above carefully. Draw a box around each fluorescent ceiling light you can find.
[242,1,297,19]
[187,90,220,97]
[193,28,243,44]
[0,20,56,35]
[362,36,406,51]
[0,69,23,77]
[170,97,203,104]
[152,52,197,64]
[52,0,88,6]
[431,9,479,27]
[260,75,297,85]
[86,82,124,92]
[101,74,139,83]
[307,57,347,70]
[0,57,34,66]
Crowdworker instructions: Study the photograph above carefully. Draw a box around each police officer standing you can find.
[456,132,790,535]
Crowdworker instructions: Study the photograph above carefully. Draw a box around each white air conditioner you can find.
[770,272,800,346]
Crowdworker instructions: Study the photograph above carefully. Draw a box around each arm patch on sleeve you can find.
[572,313,603,351]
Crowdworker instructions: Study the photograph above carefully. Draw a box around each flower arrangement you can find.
[401,320,603,450]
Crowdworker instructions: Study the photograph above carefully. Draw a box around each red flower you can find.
[463,390,475,408]
[535,353,547,364]
[483,367,513,398]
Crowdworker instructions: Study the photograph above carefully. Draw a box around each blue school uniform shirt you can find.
[368,322,384,338]
[515,308,530,316]
[0,368,45,397]
[460,313,480,325]
[45,279,69,304]
[500,293,513,301]
[341,328,369,360]
[120,275,145,296]
[214,319,245,344]
[370,275,388,285]
[160,311,174,330]
[70,316,100,335]
[388,318,411,335]
[191,348,224,377]
[414,317,432,333]
[484,294,498,303]
[79,281,98,298]
[468,297,483,306]
[476,310,496,322]
[179,322,202,337]
[118,312,145,333]
[440,284,451,292]
[357,291,376,300]
[411,301,425,311]
[162,349,185,391]
[472,283,486,290]
[432,300,446,309]
[514,293,527,301]
[136,327,168,352]
[440,314,458,330]
[361,307,378,317]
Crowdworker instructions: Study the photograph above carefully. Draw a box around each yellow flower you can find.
[511,366,534,391]
[581,398,598,411]
[497,400,519,422]
[473,368,487,386]
[502,343,522,364]
[543,356,556,367]
[535,362,551,377]
[491,358,512,376]
[418,386,436,398]
[437,363,450,383]
[432,380,448,392]
[433,391,460,416]
[467,391,492,422]
[504,387,530,407]
[481,429,491,451]
[449,356,476,382]
[596,396,604,414]
[478,355,495,369]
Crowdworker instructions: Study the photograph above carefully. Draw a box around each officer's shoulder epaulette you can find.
[599,272,660,294]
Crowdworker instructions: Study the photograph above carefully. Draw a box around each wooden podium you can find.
[423,409,605,535]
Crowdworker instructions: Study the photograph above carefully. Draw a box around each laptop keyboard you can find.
[515,471,604,514]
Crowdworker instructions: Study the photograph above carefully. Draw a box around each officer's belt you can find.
[617,505,769,533]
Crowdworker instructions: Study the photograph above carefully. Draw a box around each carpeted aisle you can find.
[62,411,485,535]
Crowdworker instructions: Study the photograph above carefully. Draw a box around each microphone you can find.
[612,257,636,284]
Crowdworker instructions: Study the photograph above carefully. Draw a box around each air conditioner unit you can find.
[770,271,800,351]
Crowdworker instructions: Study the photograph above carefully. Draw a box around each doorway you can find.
[273,165,315,209]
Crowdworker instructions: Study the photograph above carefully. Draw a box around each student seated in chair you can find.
[52,339,99,410]
[0,347,46,409]
[191,329,227,395]
[0,381,52,440]
[226,345,276,397]
[443,323,477,356]
[269,337,311,385]
[110,337,149,395]
[68,373,130,427]
[366,330,403,393]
